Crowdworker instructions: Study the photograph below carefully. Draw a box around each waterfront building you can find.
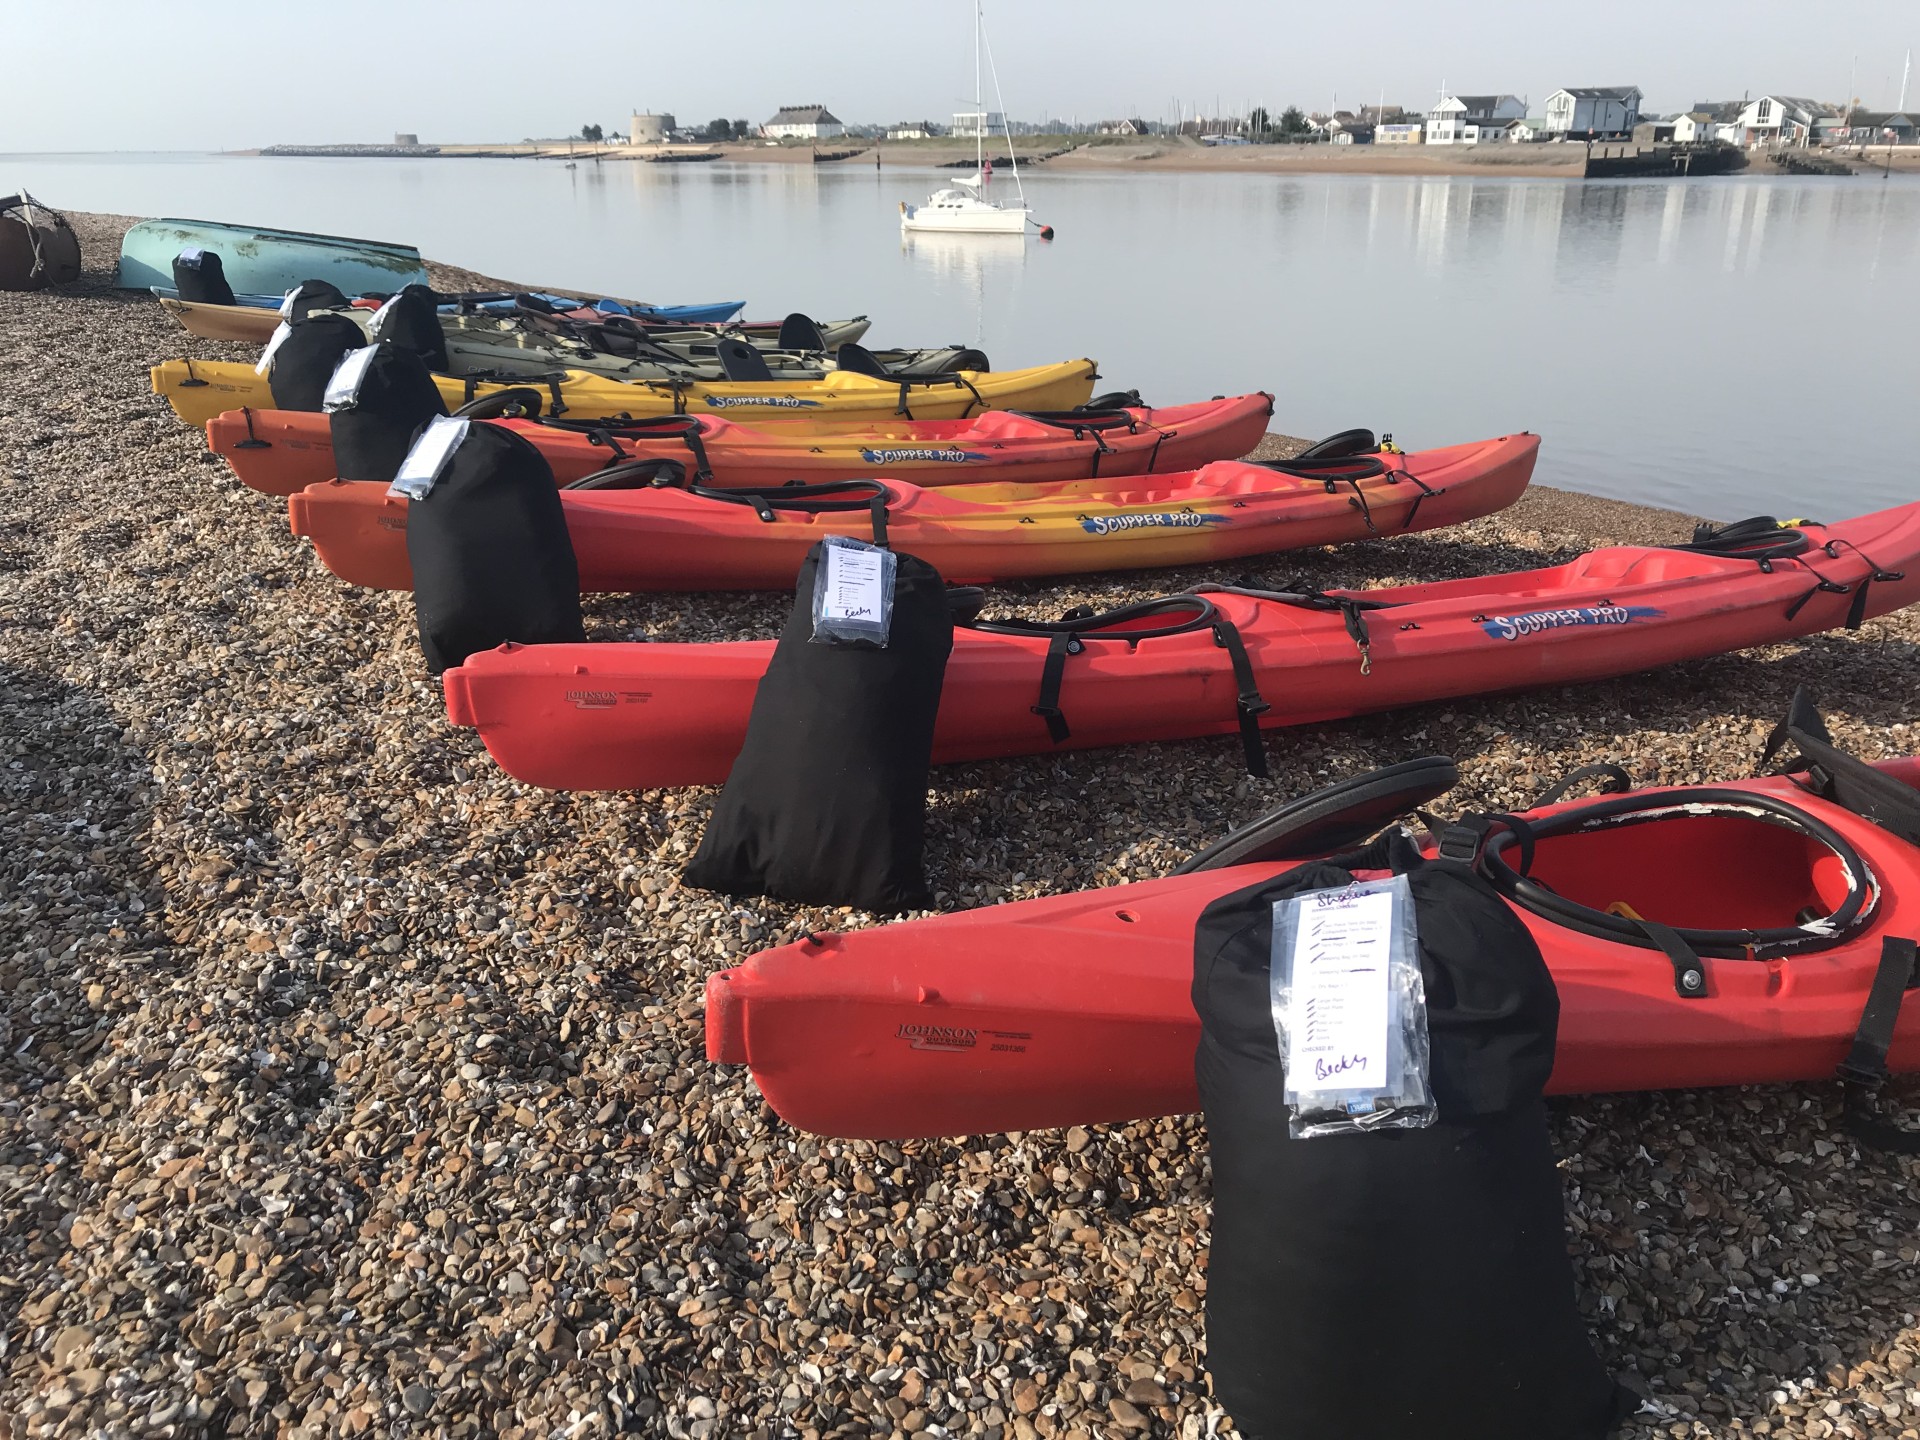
[629,113,676,145]
[1731,95,1836,147]
[1427,94,1527,144]
[1545,86,1644,138]
[950,110,1007,138]
[764,105,845,140]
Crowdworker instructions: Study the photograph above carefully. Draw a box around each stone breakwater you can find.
[3,211,1920,1439]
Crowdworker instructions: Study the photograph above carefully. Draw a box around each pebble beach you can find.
[5,211,1920,1439]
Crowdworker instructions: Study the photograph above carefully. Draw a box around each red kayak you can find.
[443,503,1920,792]
[287,434,1536,592]
[205,394,1276,497]
[705,738,1920,1139]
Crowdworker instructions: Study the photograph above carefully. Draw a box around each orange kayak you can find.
[441,503,1920,792]
[704,756,1920,1139]
[207,394,1277,497]
[288,434,1537,592]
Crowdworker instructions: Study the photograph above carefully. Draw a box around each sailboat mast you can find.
[974,0,984,177]
[976,0,1027,206]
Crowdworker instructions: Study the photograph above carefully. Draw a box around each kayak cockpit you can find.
[1523,807,1862,935]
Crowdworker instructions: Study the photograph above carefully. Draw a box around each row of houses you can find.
[1322,88,1644,146]
[1667,98,1917,147]
[637,94,1918,149]
[1322,90,1917,148]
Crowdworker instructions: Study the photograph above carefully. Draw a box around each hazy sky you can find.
[6,0,1914,151]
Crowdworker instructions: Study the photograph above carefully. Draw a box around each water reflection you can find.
[6,152,1916,513]
[900,231,1029,350]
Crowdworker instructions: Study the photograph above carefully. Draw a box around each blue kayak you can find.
[118,218,429,295]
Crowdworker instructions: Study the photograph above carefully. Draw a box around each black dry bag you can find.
[367,283,449,372]
[328,342,448,482]
[405,422,584,674]
[683,543,953,913]
[283,278,351,321]
[1192,827,1630,1440]
[267,313,366,412]
[171,247,235,305]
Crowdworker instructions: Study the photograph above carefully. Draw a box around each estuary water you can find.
[9,150,1919,517]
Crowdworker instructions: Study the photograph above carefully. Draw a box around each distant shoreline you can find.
[229,135,1920,178]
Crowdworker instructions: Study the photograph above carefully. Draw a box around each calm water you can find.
[10,151,1920,517]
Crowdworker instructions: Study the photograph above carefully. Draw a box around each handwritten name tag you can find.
[1285,887,1392,1094]
[821,543,887,624]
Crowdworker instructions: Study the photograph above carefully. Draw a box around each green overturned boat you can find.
[115,217,429,295]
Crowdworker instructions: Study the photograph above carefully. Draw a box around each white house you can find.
[764,105,845,140]
[1507,117,1551,142]
[1732,95,1835,147]
[951,110,1007,138]
[1544,86,1643,138]
[1426,94,1526,144]
[886,121,942,140]
[1670,102,1740,144]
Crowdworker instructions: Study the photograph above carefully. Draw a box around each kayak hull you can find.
[289,433,1534,591]
[162,294,870,351]
[442,501,1920,791]
[210,394,1275,497]
[703,763,1920,1138]
[151,357,1100,428]
[117,218,428,295]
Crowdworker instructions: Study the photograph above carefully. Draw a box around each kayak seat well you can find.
[1561,547,1747,585]
[1524,812,1855,934]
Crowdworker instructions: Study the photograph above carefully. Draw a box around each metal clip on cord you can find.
[1189,583,1388,675]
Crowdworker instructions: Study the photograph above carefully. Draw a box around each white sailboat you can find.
[900,1,1032,237]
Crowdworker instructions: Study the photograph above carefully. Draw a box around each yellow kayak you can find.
[150,357,1101,428]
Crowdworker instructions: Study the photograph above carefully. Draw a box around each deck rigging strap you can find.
[1757,687,1920,844]
[541,415,715,482]
[684,478,892,548]
[1670,517,1904,629]
[1189,583,1394,674]
[970,595,1269,776]
[1836,936,1920,1154]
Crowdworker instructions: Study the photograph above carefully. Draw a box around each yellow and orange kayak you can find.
[151,356,1100,429]
[207,394,1277,496]
[288,433,1538,592]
